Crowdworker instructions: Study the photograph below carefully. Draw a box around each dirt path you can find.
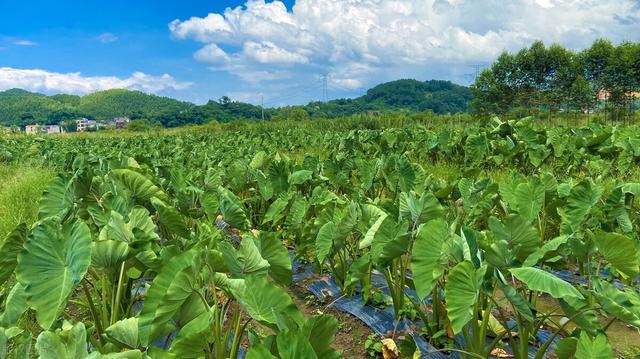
[288,284,376,359]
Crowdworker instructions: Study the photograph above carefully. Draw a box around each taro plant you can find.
[0,159,343,358]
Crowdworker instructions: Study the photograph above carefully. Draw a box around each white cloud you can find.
[14,39,37,46]
[0,67,192,94]
[97,33,118,43]
[243,41,308,64]
[170,0,640,98]
[234,69,292,83]
[194,44,230,64]
[169,13,233,43]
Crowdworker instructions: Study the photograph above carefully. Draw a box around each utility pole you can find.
[261,95,264,121]
[474,64,481,80]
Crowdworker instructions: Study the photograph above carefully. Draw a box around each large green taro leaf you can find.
[594,231,640,278]
[237,276,303,330]
[276,330,318,359]
[575,332,614,359]
[138,249,200,346]
[444,261,486,334]
[315,221,337,264]
[16,218,92,330]
[509,267,582,299]
[111,169,169,203]
[0,223,27,288]
[38,176,74,220]
[489,215,540,262]
[35,322,88,359]
[217,186,249,229]
[411,219,449,301]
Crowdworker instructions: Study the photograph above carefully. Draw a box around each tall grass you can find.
[0,165,54,240]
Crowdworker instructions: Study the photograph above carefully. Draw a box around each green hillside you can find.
[0,79,472,127]
[304,79,472,118]
[0,89,192,126]
[76,89,192,121]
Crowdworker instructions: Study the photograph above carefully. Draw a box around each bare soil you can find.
[288,284,375,359]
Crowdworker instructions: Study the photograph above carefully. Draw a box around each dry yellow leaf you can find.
[490,348,513,358]
[381,338,399,359]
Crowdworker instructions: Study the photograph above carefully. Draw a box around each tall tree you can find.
[569,75,595,114]
[472,38,638,120]
[581,39,614,101]
[605,42,638,119]
[545,44,577,113]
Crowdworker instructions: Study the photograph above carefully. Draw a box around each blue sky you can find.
[0,0,638,106]
[0,0,283,103]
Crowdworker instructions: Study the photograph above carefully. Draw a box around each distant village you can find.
[1,117,130,135]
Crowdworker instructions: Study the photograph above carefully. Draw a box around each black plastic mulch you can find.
[291,256,560,359]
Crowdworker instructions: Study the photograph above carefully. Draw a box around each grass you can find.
[0,164,54,345]
[0,164,55,240]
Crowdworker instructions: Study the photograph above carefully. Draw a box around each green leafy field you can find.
[0,116,639,358]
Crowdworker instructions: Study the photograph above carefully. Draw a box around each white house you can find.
[25,124,40,135]
[113,116,130,129]
[44,125,63,135]
[76,118,97,132]
[24,124,63,135]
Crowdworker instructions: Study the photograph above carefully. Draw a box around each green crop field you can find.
[0,114,639,358]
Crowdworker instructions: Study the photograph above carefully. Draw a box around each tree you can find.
[605,42,638,120]
[472,39,639,121]
[545,44,578,113]
[471,70,501,116]
[60,119,77,133]
[513,41,548,112]
[581,39,614,98]
[471,53,517,116]
[273,107,310,121]
[128,119,162,132]
[569,76,594,114]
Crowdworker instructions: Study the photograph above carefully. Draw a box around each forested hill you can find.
[0,79,471,127]
[0,89,193,127]
[305,79,472,118]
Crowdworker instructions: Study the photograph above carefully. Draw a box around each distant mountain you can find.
[304,79,472,118]
[362,79,472,113]
[76,89,192,122]
[0,79,471,127]
[0,88,192,126]
[0,88,43,98]
[0,89,67,125]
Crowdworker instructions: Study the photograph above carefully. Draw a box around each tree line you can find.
[0,79,472,128]
[472,39,640,120]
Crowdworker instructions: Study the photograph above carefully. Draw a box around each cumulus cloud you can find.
[97,33,119,43]
[194,44,230,64]
[243,41,309,64]
[0,67,192,94]
[170,0,640,100]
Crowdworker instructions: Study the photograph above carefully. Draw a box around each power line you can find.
[263,91,318,107]
[262,78,324,106]
[463,64,484,84]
